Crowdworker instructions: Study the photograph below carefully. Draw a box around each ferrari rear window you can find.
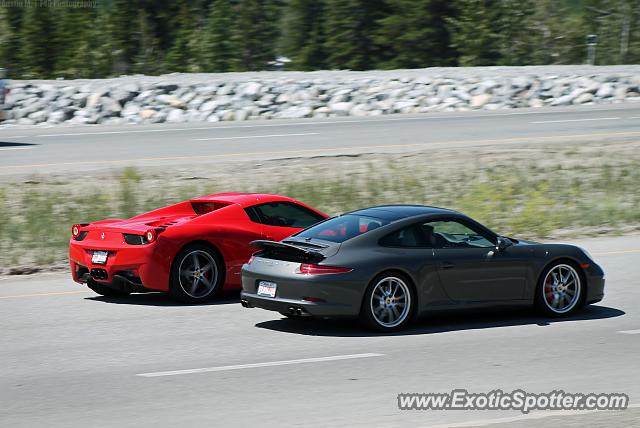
[191,201,231,215]
[294,214,389,243]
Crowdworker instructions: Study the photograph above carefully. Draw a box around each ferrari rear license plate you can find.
[257,281,277,298]
[92,251,108,265]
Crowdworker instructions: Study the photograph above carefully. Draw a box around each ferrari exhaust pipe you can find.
[90,268,108,280]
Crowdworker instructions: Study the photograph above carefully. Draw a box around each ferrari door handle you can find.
[441,261,455,270]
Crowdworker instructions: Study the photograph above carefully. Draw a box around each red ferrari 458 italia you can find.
[69,193,327,302]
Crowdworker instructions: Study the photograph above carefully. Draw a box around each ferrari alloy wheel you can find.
[170,244,223,303]
[537,262,583,316]
[361,273,414,331]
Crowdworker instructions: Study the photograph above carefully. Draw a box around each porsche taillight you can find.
[297,263,352,275]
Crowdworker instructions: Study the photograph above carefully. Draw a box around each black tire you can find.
[87,280,130,298]
[169,243,224,303]
[535,260,585,317]
[360,272,415,332]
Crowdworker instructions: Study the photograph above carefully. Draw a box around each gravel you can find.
[1,65,640,127]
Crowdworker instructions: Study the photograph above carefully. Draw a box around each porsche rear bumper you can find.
[240,260,362,318]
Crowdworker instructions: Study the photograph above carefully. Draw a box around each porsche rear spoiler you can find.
[251,240,326,263]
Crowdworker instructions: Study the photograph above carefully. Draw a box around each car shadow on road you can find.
[0,141,37,147]
[85,290,241,307]
[254,305,625,337]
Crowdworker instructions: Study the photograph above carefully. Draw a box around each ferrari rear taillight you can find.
[297,263,352,275]
[145,229,157,243]
[72,224,90,241]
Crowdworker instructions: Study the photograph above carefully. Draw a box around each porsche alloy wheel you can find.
[361,273,414,331]
[537,262,583,316]
[170,244,224,303]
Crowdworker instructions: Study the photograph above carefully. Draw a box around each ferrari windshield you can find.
[294,214,390,243]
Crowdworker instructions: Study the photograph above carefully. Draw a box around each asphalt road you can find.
[1,235,639,428]
[1,104,640,176]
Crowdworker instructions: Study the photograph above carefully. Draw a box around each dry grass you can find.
[1,140,639,273]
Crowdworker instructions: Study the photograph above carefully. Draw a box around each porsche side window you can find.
[425,220,494,249]
[248,202,325,228]
[296,214,390,243]
[379,225,428,248]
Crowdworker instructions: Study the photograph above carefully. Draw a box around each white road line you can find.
[531,117,620,124]
[424,404,640,428]
[137,353,384,378]
[593,249,640,256]
[618,329,640,335]
[2,106,637,139]
[193,132,318,142]
[0,146,36,151]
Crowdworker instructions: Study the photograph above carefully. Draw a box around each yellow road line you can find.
[0,290,89,299]
[2,130,640,170]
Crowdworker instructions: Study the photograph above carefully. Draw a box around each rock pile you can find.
[2,66,639,126]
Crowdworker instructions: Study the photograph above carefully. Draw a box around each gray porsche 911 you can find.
[240,205,605,331]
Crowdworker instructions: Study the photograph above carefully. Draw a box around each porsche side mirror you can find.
[496,236,512,251]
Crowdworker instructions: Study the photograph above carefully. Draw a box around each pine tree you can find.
[324,0,388,70]
[133,9,162,75]
[53,7,98,78]
[534,0,587,64]
[626,1,640,63]
[0,8,11,69]
[234,0,282,71]
[447,0,501,66]
[203,0,236,72]
[87,3,116,77]
[495,0,541,65]
[165,4,194,72]
[375,0,456,69]
[281,0,327,70]
[17,5,55,78]
[0,7,23,74]
[109,0,138,75]
[583,0,640,64]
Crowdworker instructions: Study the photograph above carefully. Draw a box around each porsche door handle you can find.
[441,262,455,270]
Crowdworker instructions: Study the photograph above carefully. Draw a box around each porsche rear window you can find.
[294,214,389,243]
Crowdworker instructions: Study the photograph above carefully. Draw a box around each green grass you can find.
[1,151,639,272]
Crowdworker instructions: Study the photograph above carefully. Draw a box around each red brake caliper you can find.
[544,277,554,304]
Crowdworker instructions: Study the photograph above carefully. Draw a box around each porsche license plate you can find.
[92,250,108,265]
[257,281,277,298]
